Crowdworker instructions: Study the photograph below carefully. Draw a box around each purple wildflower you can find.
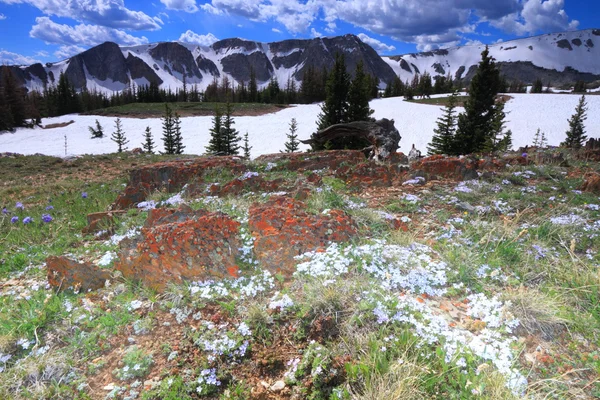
[45,205,54,211]
[15,202,24,210]
[10,216,18,224]
[81,192,88,199]
[42,214,53,223]
[23,216,32,224]
[522,153,528,158]
[2,207,8,214]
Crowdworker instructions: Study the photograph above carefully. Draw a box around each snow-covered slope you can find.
[384,29,600,84]
[1,94,598,157]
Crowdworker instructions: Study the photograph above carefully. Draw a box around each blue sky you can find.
[0,0,597,65]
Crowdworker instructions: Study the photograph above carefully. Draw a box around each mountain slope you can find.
[384,29,600,85]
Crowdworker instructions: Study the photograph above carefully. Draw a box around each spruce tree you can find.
[531,78,543,93]
[243,132,252,159]
[89,119,104,138]
[428,91,458,155]
[173,112,185,154]
[206,105,224,155]
[249,67,258,102]
[222,102,241,155]
[454,46,502,154]
[347,60,374,123]
[317,52,350,131]
[111,118,129,152]
[142,126,155,154]
[564,95,588,149]
[161,103,177,154]
[284,118,300,152]
[484,100,511,153]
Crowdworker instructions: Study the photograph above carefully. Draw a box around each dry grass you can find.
[349,358,427,400]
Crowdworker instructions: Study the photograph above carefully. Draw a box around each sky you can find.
[0,0,597,65]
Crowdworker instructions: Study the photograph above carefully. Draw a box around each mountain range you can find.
[5,29,600,94]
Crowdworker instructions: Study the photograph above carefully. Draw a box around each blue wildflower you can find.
[45,205,54,211]
[81,192,88,199]
[42,214,53,223]
[15,202,24,210]
[10,216,18,224]
[23,217,32,224]
[2,207,7,214]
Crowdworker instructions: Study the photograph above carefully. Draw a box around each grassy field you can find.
[83,102,291,118]
[407,96,470,107]
[1,150,599,399]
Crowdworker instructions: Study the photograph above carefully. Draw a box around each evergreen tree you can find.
[454,46,502,154]
[111,118,129,152]
[564,95,588,149]
[142,126,155,154]
[428,91,458,155]
[173,112,185,154]
[222,102,241,155]
[484,100,511,153]
[206,105,224,155]
[249,67,258,102]
[317,53,350,131]
[243,132,252,159]
[1,66,26,129]
[161,103,177,154]
[573,80,586,93]
[347,60,374,123]
[284,117,300,152]
[532,128,542,147]
[89,119,104,138]
[531,78,543,93]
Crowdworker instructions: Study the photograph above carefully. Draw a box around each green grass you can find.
[407,96,469,107]
[83,102,290,118]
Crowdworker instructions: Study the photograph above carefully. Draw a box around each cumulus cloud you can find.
[0,0,160,31]
[310,27,323,38]
[0,49,40,65]
[491,0,578,35]
[0,13,6,20]
[357,33,396,53]
[160,0,198,13]
[272,28,282,33]
[54,45,86,60]
[178,30,219,46]
[30,17,149,47]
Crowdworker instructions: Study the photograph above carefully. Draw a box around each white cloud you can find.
[0,0,160,31]
[200,3,225,15]
[0,49,40,65]
[35,50,49,57]
[178,30,219,46]
[491,0,579,35]
[464,39,484,46]
[54,45,86,60]
[357,33,396,53]
[272,28,282,33]
[0,13,6,20]
[30,17,149,47]
[160,0,198,13]
[310,27,322,38]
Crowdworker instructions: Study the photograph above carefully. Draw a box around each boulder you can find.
[255,150,365,172]
[47,256,111,292]
[248,197,358,276]
[411,155,479,181]
[82,210,127,236]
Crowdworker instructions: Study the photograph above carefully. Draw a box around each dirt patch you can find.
[42,120,75,129]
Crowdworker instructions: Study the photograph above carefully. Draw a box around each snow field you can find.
[0,93,598,157]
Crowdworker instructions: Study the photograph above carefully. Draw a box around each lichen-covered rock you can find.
[115,208,241,291]
[248,197,358,276]
[336,161,407,187]
[47,256,111,292]
[411,155,479,181]
[206,175,287,197]
[255,150,365,172]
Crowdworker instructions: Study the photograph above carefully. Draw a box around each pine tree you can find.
[347,60,374,123]
[532,128,542,147]
[316,52,350,131]
[284,118,300,152]
[531,78,543,93]
[89,119,104,138]
[142,126,155,154]
[206,105,224,155]
[564,95,588,149]
[454,46,502,154]
[428,91,458,155]
[161,103,177,154]
[111,118,129,152]
[173,112,185,154]
[222,102,241,155]
[249,67,258,103]
[484,100,511,153]
[573,80,586,93]
[243,132,252,159]
[0,66,27,130]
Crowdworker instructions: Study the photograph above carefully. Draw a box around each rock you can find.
[411,155,479,181]
[270,380,286,392]
[113,182,152,210]
[205,175,287,197]
[255,150,365,172]
[249,196,358,276]
[46,256,111,292]
[301,119,401,161]
[115,206,241,291]
[131,147,143,154]
[335,160,407,187]
[82,210,127,236]
[581,173,600,193]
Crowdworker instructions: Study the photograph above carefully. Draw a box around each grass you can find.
[407,95,469,107]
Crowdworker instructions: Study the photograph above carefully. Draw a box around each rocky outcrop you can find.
[221,52,274,83]
[126,54,163,85]
[150,42,202,79]
[249,197,358,276]
[411,155,479,181]
[47,256,111,292]
[255,150,366,171]
[82,211,127,236]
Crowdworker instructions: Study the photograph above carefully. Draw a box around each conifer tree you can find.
[222,102,241,155]
[161,103,177,154]
[454,46,502,154]
[111,118,129,152]
[173,112,185,154]
[89,119,104,138]
[564,95,588,149]
[206,105,224,155]
[484,100,511,153]
[284,118,300,153]
[243,132,252,159]
[249,67,258,103]
[531,78,543,93]
[317,53,350,131]
[428,92,458,155]
[347,60,374,123]
[142,126,155,154]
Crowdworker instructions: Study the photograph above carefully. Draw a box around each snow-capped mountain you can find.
[5,29,600,94]
[384,29,600,85]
